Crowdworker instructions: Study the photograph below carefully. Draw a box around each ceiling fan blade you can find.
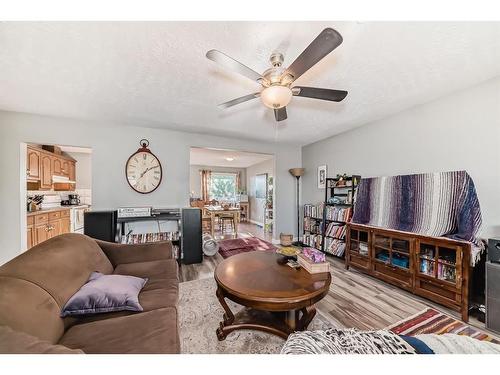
[207,49,264,83]
[292,86,348,102]
[274,107,287,122]
[218,92,260,109]
[285,28,343,82]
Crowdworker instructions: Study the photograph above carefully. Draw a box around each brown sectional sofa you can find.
[0,233,180,354]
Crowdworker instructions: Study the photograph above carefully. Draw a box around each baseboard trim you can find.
[271,237,299,245]
[249,219,264,227]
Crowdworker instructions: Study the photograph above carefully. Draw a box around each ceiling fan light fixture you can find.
[260,85,293,109]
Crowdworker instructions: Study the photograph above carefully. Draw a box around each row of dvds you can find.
[325,206,352,222]
[303,217,322,234]
[325,222,347,239]
[123,231,180,244]
[303,233,323,250]
[324,238,346,257]
[303,203,324,219]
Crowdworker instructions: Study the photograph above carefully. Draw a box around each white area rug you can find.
[178,277,338,354]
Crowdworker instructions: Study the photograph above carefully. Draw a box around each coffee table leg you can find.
[296,305,316,331]
[216,287,234,341]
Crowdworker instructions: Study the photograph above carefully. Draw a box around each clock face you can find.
[126,151,162,194]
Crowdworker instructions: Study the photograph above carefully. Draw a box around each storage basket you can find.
[280,233,294,246]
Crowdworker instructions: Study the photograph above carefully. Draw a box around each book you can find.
[297,253,330,274]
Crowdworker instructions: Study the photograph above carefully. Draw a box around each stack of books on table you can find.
[297,247,330,274]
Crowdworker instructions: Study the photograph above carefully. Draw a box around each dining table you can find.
[205,206,241,237]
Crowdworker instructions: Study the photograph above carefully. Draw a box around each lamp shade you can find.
[289,168,305,177]
[260,85,293,109]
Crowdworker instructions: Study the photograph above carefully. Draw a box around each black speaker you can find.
[84,210,118,242]
[488,238,500,263]
[181,208,202,265]
[486,261,500,333]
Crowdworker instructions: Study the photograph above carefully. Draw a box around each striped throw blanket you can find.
[352,171,484,265]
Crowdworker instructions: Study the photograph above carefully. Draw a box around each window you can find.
[209,173,237,202]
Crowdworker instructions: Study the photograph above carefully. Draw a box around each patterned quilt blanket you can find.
[352,171,484,265]
[281,329,500,354]
[281,329,416,354]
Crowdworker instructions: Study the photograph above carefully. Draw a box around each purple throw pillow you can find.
[61,272,148,317]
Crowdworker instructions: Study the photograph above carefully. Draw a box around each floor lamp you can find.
[289,168,305,247]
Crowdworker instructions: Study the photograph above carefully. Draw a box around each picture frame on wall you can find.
[318,165,327,189]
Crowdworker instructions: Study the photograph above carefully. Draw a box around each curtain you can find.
[235,172,241,193]
[200,170,211,202]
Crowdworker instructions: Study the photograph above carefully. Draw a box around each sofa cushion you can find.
[0,234,114,309]
[113,259,178,279]
[139,278,179,310]
[61,272,148,317]
[0,326,83,354]
[59,307,180,353]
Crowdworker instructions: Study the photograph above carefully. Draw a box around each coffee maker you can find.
[68,194,80,205]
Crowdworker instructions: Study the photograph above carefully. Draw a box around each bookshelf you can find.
[303,175,361,258]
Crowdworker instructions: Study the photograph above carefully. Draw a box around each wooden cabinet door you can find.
[35,223,49,244]
[40,154,52,190]
[27,225,35,249]
[52,157,63,176]
[47,219,62,239]
[60,217,71,234]
[69,161,76,191]
[26,148,41,180]
[69,161,76,181]
[61,160,70,177]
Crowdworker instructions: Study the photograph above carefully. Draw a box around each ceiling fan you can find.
[206,28,347,122]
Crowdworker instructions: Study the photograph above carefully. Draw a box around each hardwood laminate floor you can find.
[180,229,498,337]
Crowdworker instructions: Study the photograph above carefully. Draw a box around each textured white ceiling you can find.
[1,22,499,145]
[190,147,273,168]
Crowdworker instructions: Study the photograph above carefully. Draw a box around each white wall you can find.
[302,76,500,238]
[189,164,246,199]
[246,158,274,225]
[0,110,301,264]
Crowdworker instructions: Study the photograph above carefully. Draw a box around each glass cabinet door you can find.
[437,247,458,283]
[418,242,459,285]
[373,234,411,270]
[374,234,390,264]
[349,228,369,257]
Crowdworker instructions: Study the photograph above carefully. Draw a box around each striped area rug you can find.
[388,308,498,343]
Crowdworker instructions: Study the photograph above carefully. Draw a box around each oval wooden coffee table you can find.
[214,251,331,340]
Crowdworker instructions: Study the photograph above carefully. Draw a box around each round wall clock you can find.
[125,139,162,194]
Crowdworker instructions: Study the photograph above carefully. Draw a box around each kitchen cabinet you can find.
[34,223,50,244]
[48,219,62,239]
[52,157,63,176]
[40,154,53,190]
[69,162,76,182]
[62,160,70,177]
[27,208,71,249]
[26,145,77,191]
[26,148,41,180]
[26,215,35,250]
[61,217,71,234]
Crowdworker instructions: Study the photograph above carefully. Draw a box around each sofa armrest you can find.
[96,240,173,267]
[0,326,84,354]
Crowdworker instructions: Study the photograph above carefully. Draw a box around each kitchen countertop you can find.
[27,204,90,216]
[27,207,71,216]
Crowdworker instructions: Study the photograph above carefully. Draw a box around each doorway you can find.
[20,142,92,251]
[189,147,275,241]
